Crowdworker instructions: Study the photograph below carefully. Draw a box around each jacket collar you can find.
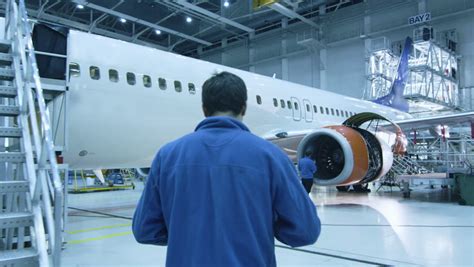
[195,116,250,132]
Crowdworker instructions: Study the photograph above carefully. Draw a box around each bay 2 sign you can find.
[408,12,431,25]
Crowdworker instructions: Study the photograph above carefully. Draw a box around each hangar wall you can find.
[198,0,474,101]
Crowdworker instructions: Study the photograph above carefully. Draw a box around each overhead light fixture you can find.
[155,29,162,35]
[76,4,84,9]
[224,1,230,7]
[119,18,127,23]
[186,17,192,23]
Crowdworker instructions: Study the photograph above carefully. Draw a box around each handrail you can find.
[4,0,64,266]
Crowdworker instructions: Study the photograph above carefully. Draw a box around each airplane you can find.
[30,23,473,191]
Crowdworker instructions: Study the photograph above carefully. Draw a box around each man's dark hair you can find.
[202,71,247,116]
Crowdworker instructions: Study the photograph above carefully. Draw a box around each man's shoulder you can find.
[237,132,289,158]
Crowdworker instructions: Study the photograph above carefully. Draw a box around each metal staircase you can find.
[1,0,63,266]
[391,155,430,176]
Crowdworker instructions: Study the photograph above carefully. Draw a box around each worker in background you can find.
[298,151,317,194]
[132,71,321,267]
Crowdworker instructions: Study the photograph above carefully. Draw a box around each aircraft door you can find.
[303,99,313,122]
[291,97,302,121]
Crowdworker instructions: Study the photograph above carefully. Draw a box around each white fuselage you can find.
[62,30,411,169]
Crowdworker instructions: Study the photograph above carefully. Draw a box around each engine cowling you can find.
[296,125,392,186]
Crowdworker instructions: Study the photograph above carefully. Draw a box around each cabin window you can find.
[158,78,167,90]
[306,104,310,112]
[331,108,335,116]
[256,95,262,105]
[287,101,292,109]
[143,75,152,88]
[336,109,340,116]
[294,102,299,110]
[313,105,317,113]
[69,63,80,78]
[127,72,136,85]
[325,107,329,114]
[188,83,196,94]
[89,66,100,80]
[280,99,286,108]
[273,98,278,107]
[174,81,182,92]
[320,107,324,114]
[345,111,349,117]
[109,69,119,82]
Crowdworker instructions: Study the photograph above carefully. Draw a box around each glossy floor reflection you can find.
[62,183,474,266]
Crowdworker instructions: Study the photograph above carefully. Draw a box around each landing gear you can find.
[353,184,371,193]
[336,186,349,192]
[336,184,371,193]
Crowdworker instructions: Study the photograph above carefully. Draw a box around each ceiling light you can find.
[119,18,127,23]
[223,1,230,7]
[155,29,162,35]
[76,4,84,9]
[186,17,192,23]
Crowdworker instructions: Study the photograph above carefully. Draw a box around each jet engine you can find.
[295,113,398,187]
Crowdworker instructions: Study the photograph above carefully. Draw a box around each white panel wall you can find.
[326,40,365,97]
[198,0,474,100]
[255,59,282,79]
[288,53,316,87]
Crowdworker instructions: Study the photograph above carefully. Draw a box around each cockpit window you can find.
[69,63,80,78]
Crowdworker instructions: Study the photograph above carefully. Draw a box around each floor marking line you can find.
[68,207,133,220]
[322,223,474,228]
[68,231,132,245]
[275,245,394,266]
[67,223,132,235]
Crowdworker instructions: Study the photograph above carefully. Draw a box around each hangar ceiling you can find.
[0,0,363,55]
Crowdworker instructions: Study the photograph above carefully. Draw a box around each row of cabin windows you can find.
[71,63,196,94]
[257,95,357,118]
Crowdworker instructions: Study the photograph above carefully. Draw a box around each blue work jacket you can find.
[298,157,317,179]
[133,116,321,266]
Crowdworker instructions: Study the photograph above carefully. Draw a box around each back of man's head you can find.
[202,71,247,117]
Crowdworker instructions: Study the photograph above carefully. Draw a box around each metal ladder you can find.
[1,0,63,266]
[391,155,430,176]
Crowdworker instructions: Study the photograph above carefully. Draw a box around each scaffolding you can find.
[364,28,461,114]
[406,39,459,109]
[364,37,398,100]
[406,128,474,174]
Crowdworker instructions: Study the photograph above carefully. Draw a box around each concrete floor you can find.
[61,183,474,266]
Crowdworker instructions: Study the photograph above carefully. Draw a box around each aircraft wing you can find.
[264,130,311,162]
[393,111,474,129]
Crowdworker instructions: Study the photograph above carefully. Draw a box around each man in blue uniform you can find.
[132,71,321,266]
[298,151,317,194]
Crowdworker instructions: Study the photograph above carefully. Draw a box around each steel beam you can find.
[172,0,254,33]
[269,3,319,28]
[73,0,212,46]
